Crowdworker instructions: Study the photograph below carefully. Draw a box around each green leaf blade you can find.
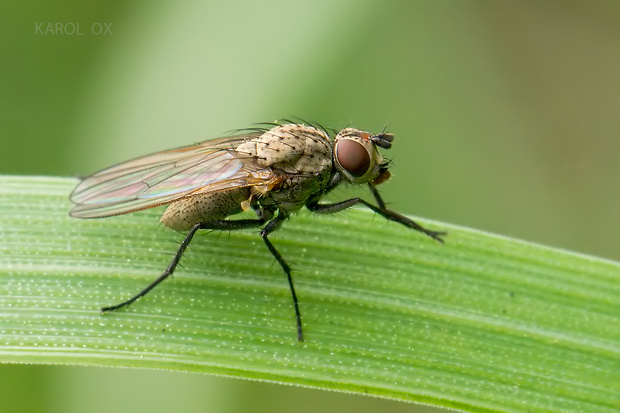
[0,175,618,412]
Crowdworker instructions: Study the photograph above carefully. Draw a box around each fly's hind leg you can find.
[100,214,270,313]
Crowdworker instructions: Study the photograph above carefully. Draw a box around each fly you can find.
[70,122,445,341]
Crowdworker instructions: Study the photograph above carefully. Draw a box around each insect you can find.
[70,122,445,341]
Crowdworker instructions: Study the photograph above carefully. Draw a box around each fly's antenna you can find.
[371,133,394,149]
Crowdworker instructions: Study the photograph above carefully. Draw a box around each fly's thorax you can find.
[333,128,392,185]
[260,165,333,212]
[236,123,334,211]
[235,124,332,173]
[161,187,251,231]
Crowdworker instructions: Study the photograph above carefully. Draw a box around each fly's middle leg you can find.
[100,216,269,314]
[260,210,304,342]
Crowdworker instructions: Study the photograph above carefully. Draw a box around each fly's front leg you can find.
[260,210,304,342]
[306,184,445,243]
[368,184,446,242]
[101,214,270,313]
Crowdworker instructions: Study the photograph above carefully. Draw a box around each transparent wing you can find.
[70,134,275,218]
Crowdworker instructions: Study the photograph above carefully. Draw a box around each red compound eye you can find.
[335,139,371,177]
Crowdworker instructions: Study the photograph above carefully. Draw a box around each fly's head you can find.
[333,128,394,186]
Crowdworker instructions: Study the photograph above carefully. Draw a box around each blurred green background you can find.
[1,1,619,412]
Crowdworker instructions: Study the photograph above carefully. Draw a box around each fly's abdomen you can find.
[161,187,251,231]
